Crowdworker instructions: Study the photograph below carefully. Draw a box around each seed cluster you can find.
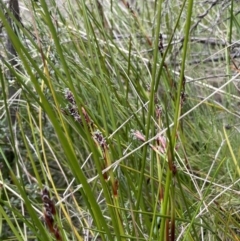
[64,88,93,128]
[42,187,62,241]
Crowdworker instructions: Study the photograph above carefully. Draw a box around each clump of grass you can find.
[0,0,240,240]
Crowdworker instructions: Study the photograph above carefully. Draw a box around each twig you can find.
[173,0,221,61]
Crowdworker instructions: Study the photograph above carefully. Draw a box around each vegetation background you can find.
[0,0,240,240]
